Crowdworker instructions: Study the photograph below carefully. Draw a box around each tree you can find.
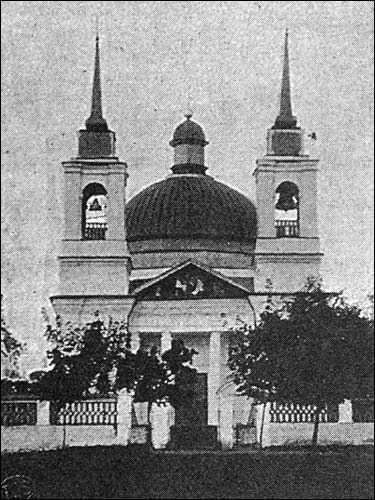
[38,315,130,446]
[229,279,374,447]
[39,314,198,445]
[1,296,24,379]
[116,345,168,426]
[38,315,129,401]
[162,338,198,411]
[115,338,198,427]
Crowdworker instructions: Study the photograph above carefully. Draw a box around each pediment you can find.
[133,261,251,301]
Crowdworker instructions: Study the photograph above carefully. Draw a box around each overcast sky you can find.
[1,1,374,364]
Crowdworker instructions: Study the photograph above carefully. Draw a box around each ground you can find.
[1,446,373,499]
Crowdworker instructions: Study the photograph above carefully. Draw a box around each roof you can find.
[126,174,257,243]
[169,117,208,147]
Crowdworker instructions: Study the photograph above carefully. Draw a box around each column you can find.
[338,399,353,423]
[162,332,175,425]
[131,331,140,353]
[208,331,221,426]
[161,331,172,353]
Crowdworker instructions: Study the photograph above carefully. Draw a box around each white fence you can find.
[269,401,339,424]
[50,399,118,426]
[254,399,374,448]
[1,397,374,453]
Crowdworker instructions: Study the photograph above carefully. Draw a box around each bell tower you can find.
[254,31,322,292]
[51,35,133,322]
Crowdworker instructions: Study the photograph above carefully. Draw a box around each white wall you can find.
[267,423,374,447]
[1,425,119,453]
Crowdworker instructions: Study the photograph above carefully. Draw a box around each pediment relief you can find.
[136,263,251,301]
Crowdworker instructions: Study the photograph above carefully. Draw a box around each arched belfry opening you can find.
[82,183,108,240]
[274,181,299,237]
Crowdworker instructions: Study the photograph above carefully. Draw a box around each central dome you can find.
[126,174,257,243]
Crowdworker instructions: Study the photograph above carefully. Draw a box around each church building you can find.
[51,30,322,448]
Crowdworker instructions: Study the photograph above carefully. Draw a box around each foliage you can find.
[39,316,128,403]
[229,278,374,445]
[39,314,198,416]
[116,338,198,407]
[1,296,24,379]
[162,338,198,409]
[1,377,40,398]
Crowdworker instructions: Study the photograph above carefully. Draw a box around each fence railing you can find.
[84,222,107,240]
[2,399,373,429]
[352,399,374,423]
[1,400,38,426]
[269,402,339,424]
[50,399,117,426]
[275,219,299,238]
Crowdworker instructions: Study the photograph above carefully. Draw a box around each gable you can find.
[135,263,250,301]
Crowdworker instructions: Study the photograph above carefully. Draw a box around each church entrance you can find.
[170,373,218,449]
[175,373,208,427]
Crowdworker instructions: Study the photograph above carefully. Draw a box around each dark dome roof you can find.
[170,117,208,146]
[126,175,257,243]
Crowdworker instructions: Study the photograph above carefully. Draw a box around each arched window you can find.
[274,182,299,237]
[82,183,108,240]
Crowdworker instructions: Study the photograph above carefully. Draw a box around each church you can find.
[50,30,322,448]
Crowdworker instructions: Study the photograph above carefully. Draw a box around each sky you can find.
[1,1,374,368]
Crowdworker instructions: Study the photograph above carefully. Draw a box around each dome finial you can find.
[185,91,193,120]
[184,100,193,120]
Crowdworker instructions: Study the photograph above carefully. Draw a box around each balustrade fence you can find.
[50,399,117,426]
[269,402,339,423]
[84,222,107,240]
[275,219,299,238]
[1,399,117,427]
[1,398,374,428]
[1,400,38,426]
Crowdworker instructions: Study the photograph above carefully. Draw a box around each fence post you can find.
[338,399,353,423]
[150,403,172,449]
[117,389,132,445]
[219,395,234,450]
[37,400,50,426]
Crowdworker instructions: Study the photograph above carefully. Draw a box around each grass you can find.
[1,445,373,499]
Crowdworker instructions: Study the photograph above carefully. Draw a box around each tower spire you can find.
[78,30,115,158]
[273,29,298,130]
[85,32,108,132]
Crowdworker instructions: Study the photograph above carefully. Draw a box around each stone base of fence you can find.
[130,425,149,445]
[1,425,119,454]
[2,421,373,454]
[268,422,374,447]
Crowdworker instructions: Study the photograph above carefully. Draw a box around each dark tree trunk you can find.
[259,402,266,450]
[62,422,67,448]
[147,401,153,446]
